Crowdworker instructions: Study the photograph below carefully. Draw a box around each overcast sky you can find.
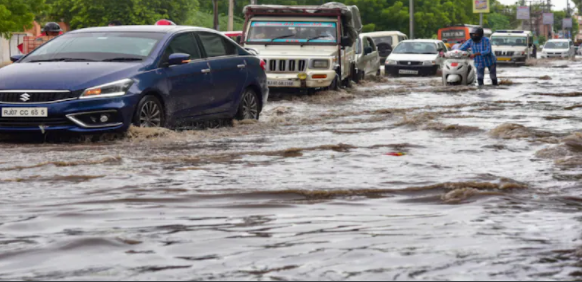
[497,0,575,12]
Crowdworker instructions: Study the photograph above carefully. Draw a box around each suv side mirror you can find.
[10,55,23,63]
[236,36,242,44]
[340,36,352,47]
[168,53,190,66]
[364,46,373,55]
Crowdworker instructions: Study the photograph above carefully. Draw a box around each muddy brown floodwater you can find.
[1,59,582,280]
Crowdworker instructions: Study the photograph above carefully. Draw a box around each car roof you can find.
[362,31,406,37]
[402,39,441,43]
[69,25,219,35]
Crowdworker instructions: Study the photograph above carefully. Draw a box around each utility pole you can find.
[228,0,234,31]
[480,13,483,27]
[213,0,219,31]
[566,0,571,39]
[409,0,414,39]
[251,0,257,4]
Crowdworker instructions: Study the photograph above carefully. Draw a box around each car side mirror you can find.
[236,36,242,44]
[529,43,533,47]
[364,46,373,55]
[10,55,23,63]
[167,53,190,66]
[341,36,352,47]
[244,47,259,55]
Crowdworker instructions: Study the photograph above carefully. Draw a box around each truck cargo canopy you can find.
[243,2,361,46]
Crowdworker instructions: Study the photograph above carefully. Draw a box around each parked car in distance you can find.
[355,34,381,81]
[0,26,268,133]
[541,39,576,59]
[385,39,447,76]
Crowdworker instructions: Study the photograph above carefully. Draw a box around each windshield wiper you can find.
[270,34,295,42]
[422,52,438,54]
[29,58,97,62]
[102,57,143,62]
[306,35,328,42]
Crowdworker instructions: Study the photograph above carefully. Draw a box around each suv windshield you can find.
[22,32,164,63]
[393,42,438,54]
[247,21,337,43]
[545,41,569,49]
[491,36,527,46]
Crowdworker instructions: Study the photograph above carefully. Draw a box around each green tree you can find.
[0,0,45,37]
[47,0,198,29]
[486,13,511,31]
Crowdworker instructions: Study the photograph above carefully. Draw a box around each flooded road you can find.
[1,58,582,280]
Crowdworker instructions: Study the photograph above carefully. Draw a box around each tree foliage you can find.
[46,0,199,29]
[0,0,44,37]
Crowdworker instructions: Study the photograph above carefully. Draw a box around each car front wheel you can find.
[133,95,165,128]
[235,88,260,120]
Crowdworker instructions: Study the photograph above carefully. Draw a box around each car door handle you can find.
[201,68,211,73]
[237,64,246,68]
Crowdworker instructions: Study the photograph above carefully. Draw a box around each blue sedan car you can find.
[0,26,268,133]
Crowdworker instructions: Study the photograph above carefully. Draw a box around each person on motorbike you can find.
[17,22,64,54]
[459,27,498,86]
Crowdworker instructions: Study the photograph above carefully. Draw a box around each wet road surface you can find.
[1,58,582,280]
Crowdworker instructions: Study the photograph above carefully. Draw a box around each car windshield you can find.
[393,42,438,54]
[247,21,337,44]
[491,36,528,46]
[371,36,393,46]
[21,32,165,63]
[545,41,569,49]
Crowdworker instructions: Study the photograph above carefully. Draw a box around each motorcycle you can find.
[442,50,476,86]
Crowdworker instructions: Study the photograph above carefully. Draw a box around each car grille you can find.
[495,51,515,56]
[265,59,307,73]
[0,91,77,103]
[0,117,72,128]
[398,61,423,66]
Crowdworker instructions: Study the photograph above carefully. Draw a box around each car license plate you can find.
[497,58,511,61]
[2,108,48,117]
[399,69,418,75]
[267,80,294,87]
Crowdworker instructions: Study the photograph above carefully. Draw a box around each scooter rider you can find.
[459,27,498,86]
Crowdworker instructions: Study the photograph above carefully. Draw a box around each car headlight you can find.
[423,60,436,65]
[311,59,330,69]
[386,60,397,65]
[80,79,134,99]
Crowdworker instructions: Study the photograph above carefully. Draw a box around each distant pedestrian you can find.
[452,41,462,50]
[17,22,64,54]
[108,20,123,26]
[443,39,452,49]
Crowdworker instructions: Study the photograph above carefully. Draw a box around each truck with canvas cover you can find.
[242,2,362,91]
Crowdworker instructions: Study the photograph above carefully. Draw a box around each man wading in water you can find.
[459,27,498,87]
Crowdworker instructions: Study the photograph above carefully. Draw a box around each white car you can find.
[355,35,381,81]
[541,39,576,59]
[384,39,447,76]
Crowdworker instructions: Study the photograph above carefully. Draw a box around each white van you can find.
[362,31,408,75]
[490,30,534,64]
[361,31,408,63]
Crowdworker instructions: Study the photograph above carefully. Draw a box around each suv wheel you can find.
[235,88,260,120]
[133,95,165,128]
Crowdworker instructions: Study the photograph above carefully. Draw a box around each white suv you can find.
[541,39,576,59]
